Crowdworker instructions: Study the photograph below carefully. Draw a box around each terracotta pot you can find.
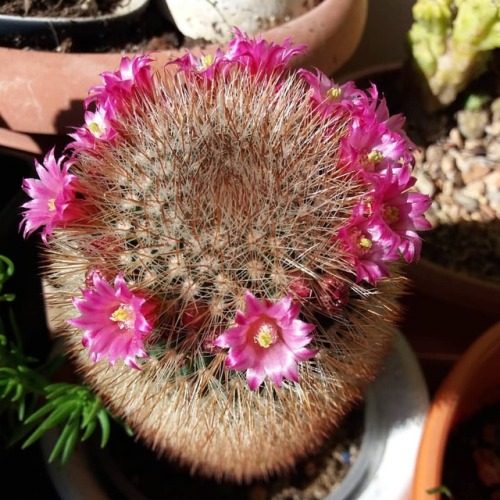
[0,0,367,152]
[411,321,500,500]
[405,258,500,315]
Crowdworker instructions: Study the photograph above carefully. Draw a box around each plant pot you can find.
[0,0,367,151]
[405,257,500,315]
[0,0,149,38]
[161,0,320,44]
[411,321,500,499]
[0,147,52,358]
[40,328,429,499]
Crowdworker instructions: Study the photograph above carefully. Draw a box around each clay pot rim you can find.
[0,0,368,141]
[406,256,500,315]
[0,0,148,27]
[411,321,500,500]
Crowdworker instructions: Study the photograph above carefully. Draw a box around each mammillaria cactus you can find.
[408,0,500,109]
[20,30,431,481]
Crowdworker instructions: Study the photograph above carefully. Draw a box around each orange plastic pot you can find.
[411,321,500,499]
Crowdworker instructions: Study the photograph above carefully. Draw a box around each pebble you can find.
[413,97,500,224]
[491,97,500,122]
[407,79,500,287]
[487,140,500,162]
[457,109,489,139]
[453,191,479,212]
[413,170,436,198]
[448,127,464,148]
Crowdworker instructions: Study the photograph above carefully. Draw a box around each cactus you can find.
[408,0,500,108]
[20,31,431,481]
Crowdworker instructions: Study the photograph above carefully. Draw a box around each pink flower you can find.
[338,216,399,284]
[69,272,157,369]
[20,148,84,243]
[172,29,305,81]
[214,291,317,390]
[225,28,306,77]
[340,115,414,179]
[86,53,154,110]
[171,48,230,80]
[68,100,117,151]
[366,166,432,262]
[299,68,364,116]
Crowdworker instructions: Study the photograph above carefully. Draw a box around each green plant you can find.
[0,254,113,465]
[408,0,500,109]
[426,484,452,497]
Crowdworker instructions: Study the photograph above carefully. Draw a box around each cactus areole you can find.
[20,30,431,481]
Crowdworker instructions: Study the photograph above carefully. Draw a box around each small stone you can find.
[462,179,487,199]
[412,147,425,164]
[457,109,489,139]
[413,170,436,198]
[484,171,500,194]
[425,144,444,163]
[480,203,497,219]
[469,211,485,222]
[488,190,500,205]
[448,127,464,148]
[441,154,457,175]
[441,179,455,196]
[453,191,479,212]
[487,140,500,162]
[445,168,463,187]
[485,121,500,137]
[491,97,500,122]
[436,200,460,223]
[425,211,440,228]
[459,158,493,184]
[464,139,487,155]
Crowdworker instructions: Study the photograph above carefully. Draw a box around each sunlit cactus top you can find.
[20,29,430,391]
[20,30,430,481]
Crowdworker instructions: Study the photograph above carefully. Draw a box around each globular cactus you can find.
[408,0,500,109]
[20,31,430,481]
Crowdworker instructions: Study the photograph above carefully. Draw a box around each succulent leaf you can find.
[408,0,500,107]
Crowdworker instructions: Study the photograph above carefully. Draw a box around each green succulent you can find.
[0,254,115,465]
[21,383,111,465]
[408,0,500,108]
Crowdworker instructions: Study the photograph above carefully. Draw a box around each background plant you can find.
[408,0,500,110]
[0,255,112,465]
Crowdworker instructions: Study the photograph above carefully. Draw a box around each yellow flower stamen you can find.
[110,304,134,329]
[255,324,276,348]
[326,87,342,100]
[367,150,383,163]
[201,54,214,68]
[383,205,400,224]
[88,121,103,137]
[359,237,372,249]
[47,198,56,212]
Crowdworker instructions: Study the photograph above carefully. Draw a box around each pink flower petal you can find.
[214,291,316,390]
[69,272,157,369]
